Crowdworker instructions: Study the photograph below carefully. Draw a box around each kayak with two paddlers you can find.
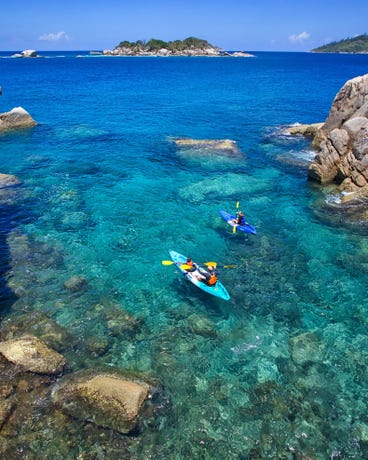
[168,250,230,301]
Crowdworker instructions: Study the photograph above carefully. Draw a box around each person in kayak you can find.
[185,257,197,272]
[233,211,246,225]
[197,265,218,286]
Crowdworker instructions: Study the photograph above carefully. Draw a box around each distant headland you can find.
[101,37,254,57]
[311,33,368,54]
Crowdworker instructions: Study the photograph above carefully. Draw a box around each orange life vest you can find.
[208,274,217,286]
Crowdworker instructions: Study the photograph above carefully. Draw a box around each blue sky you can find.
[1,0,367,52]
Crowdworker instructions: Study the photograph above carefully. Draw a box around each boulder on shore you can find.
[0,335,66,374]
[53,373,150,433]
[0,107,37,131]
[308,74,368,200]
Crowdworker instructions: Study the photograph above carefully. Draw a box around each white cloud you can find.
[288,31,310,43]
[38,31,70,42]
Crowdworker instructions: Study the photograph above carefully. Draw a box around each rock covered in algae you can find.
[53,373,150,434]
[0,335,66,374]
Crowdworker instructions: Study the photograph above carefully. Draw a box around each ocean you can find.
[1,50,368,458]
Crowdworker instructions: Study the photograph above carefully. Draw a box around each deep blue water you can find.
[1,50,368,458]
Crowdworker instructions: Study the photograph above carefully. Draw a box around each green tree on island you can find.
[116,37,215,52]
[312,33,368,53]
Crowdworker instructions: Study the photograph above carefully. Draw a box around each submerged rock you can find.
[173,138,242,157]
[0,311,75,352]
[187,313,217,337]
[0,173,22,206]
[289,332,325,366]
[0,173,21,188]
[0,107,37,131]
[63,275,88,293]
[103,305,143,337]
[0,335,66,374]
[53,373,150,434]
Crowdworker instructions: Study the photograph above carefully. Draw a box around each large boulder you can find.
[308,74,368,198]
[0,335,66,374]
[0,107,37,131]
[53,373,150,434]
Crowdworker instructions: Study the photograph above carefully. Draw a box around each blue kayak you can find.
[169,250,230,301]
[219,210,256,235]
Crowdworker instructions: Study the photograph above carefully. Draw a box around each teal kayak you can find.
[169,250,230,301]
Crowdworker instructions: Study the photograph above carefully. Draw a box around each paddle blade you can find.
[162,260,175,265]
[204,262,217,267]
[236,201,240,209]
[233,224,237,233]
[223,265,237,269]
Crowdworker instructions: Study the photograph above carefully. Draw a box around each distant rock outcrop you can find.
[308,74,368,202]
[0,107,37,131]
[103,37,255,57]
[11,50,40,58]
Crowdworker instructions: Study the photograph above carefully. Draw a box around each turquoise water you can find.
[1,51,368,458]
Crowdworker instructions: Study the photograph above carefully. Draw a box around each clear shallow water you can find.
[1,51,368,458]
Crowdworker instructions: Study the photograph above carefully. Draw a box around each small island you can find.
[311,33,368,54]
[102,36,254,57]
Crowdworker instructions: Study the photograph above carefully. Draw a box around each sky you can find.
[1,0,367,52]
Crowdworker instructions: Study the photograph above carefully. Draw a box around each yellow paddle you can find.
[162,260,176,265]
[205,262,238,269]
[162,260,236,269]
[180,264,193,270]
[163,260,216,267]
[161,260,193,270]
[233,201,240,233]
[204,262,217,267]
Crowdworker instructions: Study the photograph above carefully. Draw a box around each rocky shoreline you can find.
[284,73,368,213]
[101,49,255,57]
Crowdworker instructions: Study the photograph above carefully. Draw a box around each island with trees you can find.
[101,37,254,57]
[311,33,368,53]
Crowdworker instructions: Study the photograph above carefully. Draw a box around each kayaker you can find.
[197,265,218,286]
[185,257,197,272]
[234,211,246,225]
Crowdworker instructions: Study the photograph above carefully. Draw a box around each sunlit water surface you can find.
[1,51,368,458]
